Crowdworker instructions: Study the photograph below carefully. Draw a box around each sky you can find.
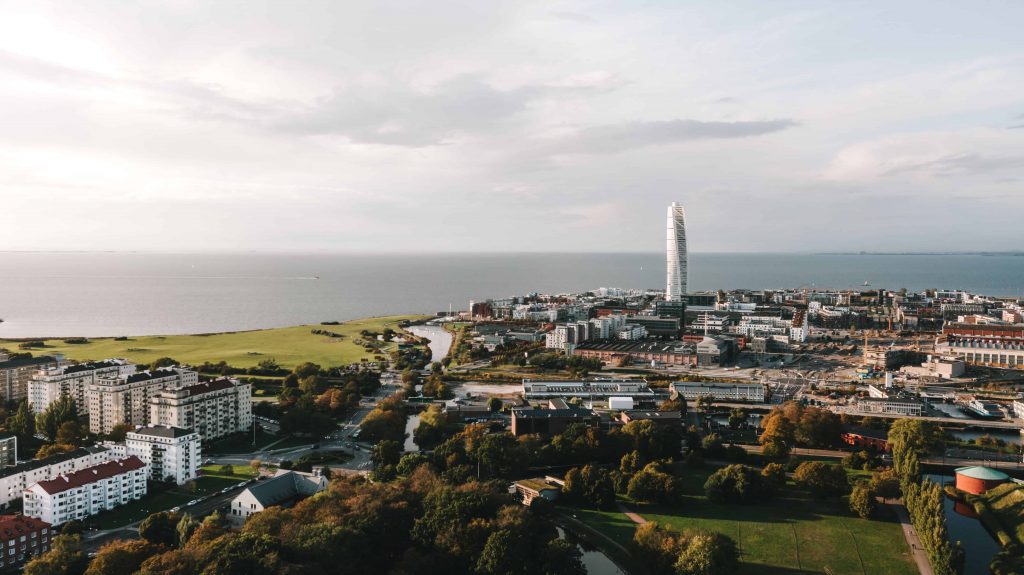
[0,0,1022,253]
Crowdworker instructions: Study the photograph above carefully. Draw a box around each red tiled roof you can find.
[181,378,235,396]
[34,457,146,495]
[0,515,49,541]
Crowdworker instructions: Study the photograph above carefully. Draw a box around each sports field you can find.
[573,465,918,575]
[0,315,430,369]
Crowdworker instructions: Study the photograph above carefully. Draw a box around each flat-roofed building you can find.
[936,323,1024,369]
[23,457,147,526]
[0,354,64,404]
[852,396,925,417]
[522,379,660,401]
[0,435,15,469]
[29,359,135,414]
[510,407,598,437]
[513,477,561,506]
[86,367,198,435]
[619,410,683,427]
[113,425,201,485]
[149,378,252,441]
[670,381,766,403]
[573,341,698,367]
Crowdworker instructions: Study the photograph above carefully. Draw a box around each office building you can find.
[665,202,688,301]
[0,354,64,404]
[510,406,598,437]
[86,367,198,435]
[149,378,253,441]
[23,457,147,526]
[0,515,51,570]
[29,359,135,414]
[0,447,114,508]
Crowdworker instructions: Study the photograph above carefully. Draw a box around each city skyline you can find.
[665,202,688,301]
[1,2,1023,253]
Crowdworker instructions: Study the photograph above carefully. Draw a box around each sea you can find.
[0,252,1022,337]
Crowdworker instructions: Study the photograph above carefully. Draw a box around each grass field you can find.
[574,465,918,575]
[0,315,430,369]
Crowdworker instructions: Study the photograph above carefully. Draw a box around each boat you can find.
[862,280,871,286]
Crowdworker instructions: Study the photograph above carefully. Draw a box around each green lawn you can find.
[1,315,430,369]
[574,466,918,575]
[200,464,259,479]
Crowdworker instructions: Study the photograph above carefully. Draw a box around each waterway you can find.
[555,527,627,575]
[406,324,453,363]
[403,413,420,452]
[926,474,1002,575]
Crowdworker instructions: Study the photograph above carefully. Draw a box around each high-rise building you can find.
[149,378,253,441]
[665,202,688,301]
[86,367,198,435]
[29,359,135,415]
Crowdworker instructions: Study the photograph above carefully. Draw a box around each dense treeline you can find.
[27,471,587,575]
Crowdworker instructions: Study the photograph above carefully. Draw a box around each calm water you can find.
[1,252,1023,336]
[927,474,1002,575]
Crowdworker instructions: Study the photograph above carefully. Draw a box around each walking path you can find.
[887,499,934,575]
[618,502,647,525]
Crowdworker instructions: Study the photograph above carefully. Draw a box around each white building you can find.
[665,202,688,301]
[29,359,135,414]
[23,456,147,526]
[1012,399,1024,419]
[115,426,201,485]
[149,378,252,441]
[228,469,327,526]
[670,381,766,403]
[853,396,925,417]
[617,324,647,340]
[86,367,198,435]
[0,447,114,509]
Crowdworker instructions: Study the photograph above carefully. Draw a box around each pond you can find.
[406,324,453,363]
[404,413,420,452]
[926,474,1002,575]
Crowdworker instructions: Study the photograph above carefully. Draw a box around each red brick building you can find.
[840,426,889,452]
[954,466,1009,495]
[0,515,51,570]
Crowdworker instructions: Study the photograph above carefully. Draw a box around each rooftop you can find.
[955,466,1010,481]
[129,425,196,439]
[0,515,49,540]
[512,408,595,419]
[180,378,236,396]
[0,446,109,481]
[623,410,682,421]
[0,355,58,370]
[34,457,146,495]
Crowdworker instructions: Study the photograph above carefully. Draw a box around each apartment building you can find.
[0,447,114,508]
[23,457,148,526]
[0,435,15,469]
[0,515,51,570]
[0,354,65,404]
[149,378,252,441]
[29,359,135,414]
[86,367,198,435]
[105,426,200,485]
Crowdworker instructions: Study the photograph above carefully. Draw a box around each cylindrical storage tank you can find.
[954,466,1009,495]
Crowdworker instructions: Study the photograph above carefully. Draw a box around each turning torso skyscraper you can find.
[665,202,688,301]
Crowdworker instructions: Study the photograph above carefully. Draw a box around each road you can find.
[738,444,1024,471]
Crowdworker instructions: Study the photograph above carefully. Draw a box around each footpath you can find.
[887,499,934,575]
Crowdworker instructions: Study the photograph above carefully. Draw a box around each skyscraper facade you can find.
[665,202,687,301]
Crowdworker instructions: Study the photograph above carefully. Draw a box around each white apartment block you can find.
[29,359,135,415]
[0,447,114,509]
[23,457,147,526]
[86,367,198,435]
[617,324,647,340]
[150,378,252,441]
[105,426,200,485]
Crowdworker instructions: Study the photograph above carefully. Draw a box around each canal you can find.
[927,474,1002,575]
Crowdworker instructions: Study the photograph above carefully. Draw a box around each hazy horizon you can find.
[2,1,1023,253]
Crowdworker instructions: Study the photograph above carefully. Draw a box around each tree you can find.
[701,433,725,459]
[36,394,79,441]
[849,486,877,519]
[84,540,161,575]
[370,439,402,480]
[396,453,432,476]
[793,462,849,497]
[703,464,767,503]
[627,463,678,504]
[727,408,749,429]
[758,409,795,462]
[139,511,182,546]
[696,395,715,413]
[250,459,262,475]
[674,530,740,575]
[760,463,787,496]
[413,404,449,449]
[36,443,76,459]
[105,422,133,443]
[487,397,503,412]
[150,357,178,369]
[870,468,901,499]
[562,465,615,509]
[24,534,88,575]
[659,397,687,414]
[56,421,85,447]
[6,400,35,443]
[176,513,200,547]
[889,419,944,487]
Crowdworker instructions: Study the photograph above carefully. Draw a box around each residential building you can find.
[0,435,15,469]
[29,359,135,414]
[0,354,64,404]
[121,426,200,485]
[670,381,766,403]
[0,447,114,508]
[86,367,198,434]
[665,202,688,301]
[228,469,327,526]
[149,378,253,441]
[23,457,147,526]
[0,515,51,570]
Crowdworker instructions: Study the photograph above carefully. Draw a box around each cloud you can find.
[885,154,1024,177]
[548,118,798,155]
